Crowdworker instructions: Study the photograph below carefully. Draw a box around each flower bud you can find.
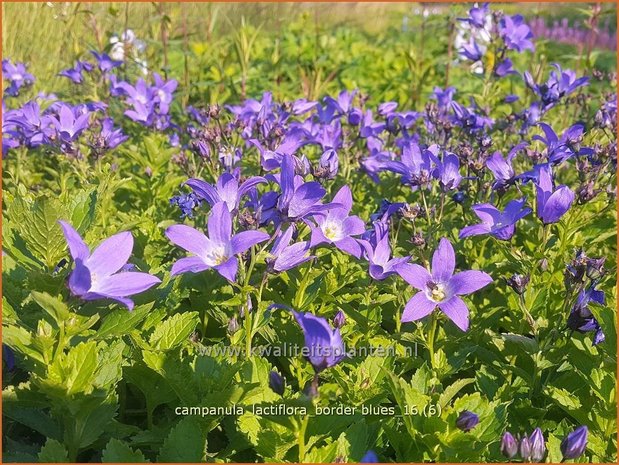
[520,435,532,462]
[455,410,479,432]
[227,316,240,335]
[268,370,285,396]
[506,274,530,295]
[360,451,378,463]
[333,310,346,328]
[529,428,546,462]
[452,191,466,204]
[586,257,605,280]
[501,432,518,459]
[560,425,588,460]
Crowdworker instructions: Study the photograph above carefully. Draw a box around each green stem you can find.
[297,414,309,463]
[426,312,438,370]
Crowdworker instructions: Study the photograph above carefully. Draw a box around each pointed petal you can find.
[459,224,491,239]
[86,231,133,277]
[401,292,436,323]
[439,296,470,331]
[58,220,90,260]
[341,216,366,236]
[170,257,209,276]
[215,257,238,282]
[230,230,270,255]
[542,185,574,224]
[288,182,326,219]
[396,263,431,290]
[331,185,353,213]
[69,259,92,296]
[185,178,219,205]
[432,238,455,282]
[208,202,232,244]
[310,227,329,248]
[450,270,493,295]
[93,272,160,297]
[334,237,362,258]
[165,224,210,257]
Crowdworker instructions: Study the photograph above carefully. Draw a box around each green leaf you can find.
[149,312,200,351]
[158,417,206,462]
[30,291,70,326]
[97,303,153,339]
[38,439,69,462]
[102,438,148,463]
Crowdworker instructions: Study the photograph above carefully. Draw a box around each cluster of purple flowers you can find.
[529,16,616,51]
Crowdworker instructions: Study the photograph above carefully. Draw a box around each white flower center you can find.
[322,220,344,241]
[427,282,447,302]
[12,73,23,81]
[204,245,228,266]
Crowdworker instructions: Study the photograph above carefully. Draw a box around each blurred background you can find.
[2,2,617,107]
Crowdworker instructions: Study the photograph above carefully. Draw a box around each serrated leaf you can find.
[158,417,205,462]
[149,312,200,350]
[102,438,148,463]
[38,439,69,462]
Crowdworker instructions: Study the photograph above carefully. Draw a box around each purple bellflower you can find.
[186,172,266,213]
[529,427,546,462]
[58,61,93,84]
[2,59,35,96]
[90,51,122,73]
[534,123,592,164]
[292,310,346,372]
[59,221,160,310]
[499,14,535,52]
[396,238,492,331]
[95,117,128,151]
[359,222,409,280]
[460,37,484,62]
[459,198,532,241]
[266,226,314,273]
[166,202,269,281]
[435,152,462,191]
[275,153,332,222]
[458,3,489,28]
[524,64,588,110]
[309,186,365,258]
[567,285,605,345]
[486,147,523,190]
[561,426,588,460]
[51,103,91,143]
[535,164,574,224]
[360,451,379,463]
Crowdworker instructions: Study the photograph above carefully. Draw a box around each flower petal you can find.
[431,237,455,282]
[438,296,470,331]
[334,237,363,258]
[166,224,211,257]
[86,231,133,277]
[58,220,90,261]
[93,271,161,297]
[396,263,431,290]
[401,292,436,323]
[541,185,574,224]
[170,256,209,276]
[450,270,493,295]
[214,256,238,282]
[208,202,232,244]
[185,178,219,205]
[230,230,270,255]
[69,259,92,296]
[289,182,326,219]
[459,224,492,239]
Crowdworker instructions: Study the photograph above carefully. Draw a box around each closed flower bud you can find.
[560,425,588,460]
[506,274,530,295]
[333,310,346,328]
[529,428,546,462]
[227,316,240,335]
[410,232,426,247]
[501,432,518,459]
[586,257,605,280]
[452,191,466,204]
[455,410,479,432]
[520,435,532,462]
[268,370,285,396]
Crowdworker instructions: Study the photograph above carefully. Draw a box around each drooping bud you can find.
[227,316,240,335]
[455,410,479,432]
[560,426,588,460]
[268,370,285,396]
